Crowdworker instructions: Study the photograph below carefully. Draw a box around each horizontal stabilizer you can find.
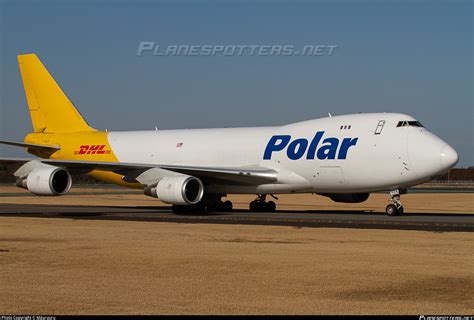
[0,139,60,152]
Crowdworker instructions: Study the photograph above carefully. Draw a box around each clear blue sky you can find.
[0,0,472,166]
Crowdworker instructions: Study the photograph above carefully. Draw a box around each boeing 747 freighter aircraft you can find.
[0,54,459,216]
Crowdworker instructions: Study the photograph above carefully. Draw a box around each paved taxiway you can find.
[1,203,472,232]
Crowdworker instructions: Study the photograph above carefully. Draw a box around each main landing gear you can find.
[249,194,277,212]
[172,195,233,214]
[385,188,405,216]
[206,199,233,212]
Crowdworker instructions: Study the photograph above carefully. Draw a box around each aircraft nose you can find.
[440,144,459,169]
[407,130,458,179]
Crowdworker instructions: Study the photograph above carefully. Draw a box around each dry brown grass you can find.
[1,185,473,314]
[0,217,473,315]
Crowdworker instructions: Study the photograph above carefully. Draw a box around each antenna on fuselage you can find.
[328,113,332,118]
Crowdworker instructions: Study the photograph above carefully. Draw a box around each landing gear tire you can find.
[249,200,259,212]
[206,199,233,213]
[266,201,276,212]
[222,200,233,212]
[386,204,400,216]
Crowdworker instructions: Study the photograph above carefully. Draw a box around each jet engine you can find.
[16,166,72,196]
[147,175,204,205]
[319,193,370,203]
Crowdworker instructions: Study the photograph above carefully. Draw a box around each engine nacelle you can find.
[150,175,204,205]
[17,167,72,196]
[320,192,370,203]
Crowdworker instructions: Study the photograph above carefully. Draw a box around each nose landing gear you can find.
[386,188,406,216]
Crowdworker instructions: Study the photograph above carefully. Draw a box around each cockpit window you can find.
[397,121,423,128]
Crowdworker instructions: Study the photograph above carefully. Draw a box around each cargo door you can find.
[317,166,347,187]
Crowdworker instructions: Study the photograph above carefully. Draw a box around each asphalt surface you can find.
[0,203,472,232]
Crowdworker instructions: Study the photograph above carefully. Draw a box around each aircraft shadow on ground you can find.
[117,206,373,216]
[123,206,474,217]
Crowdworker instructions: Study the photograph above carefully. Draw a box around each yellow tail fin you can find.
[17,54,95,133]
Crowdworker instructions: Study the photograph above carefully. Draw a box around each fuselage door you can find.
[374,120,385,135]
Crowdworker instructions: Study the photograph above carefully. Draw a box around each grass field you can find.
[0,217,472,314]
[0,185,473,314]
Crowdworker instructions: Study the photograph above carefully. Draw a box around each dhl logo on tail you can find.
[74,145,111,155]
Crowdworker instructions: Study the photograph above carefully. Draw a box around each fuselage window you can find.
[408,121,423,127]
[397,121,424,127]
[397,121,407,127]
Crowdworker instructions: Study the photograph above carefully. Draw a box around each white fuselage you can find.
[107,113,458,194]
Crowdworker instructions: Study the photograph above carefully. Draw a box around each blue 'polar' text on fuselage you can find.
[263,131,359,160]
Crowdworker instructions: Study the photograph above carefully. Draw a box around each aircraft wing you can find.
[0,157,278,185]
